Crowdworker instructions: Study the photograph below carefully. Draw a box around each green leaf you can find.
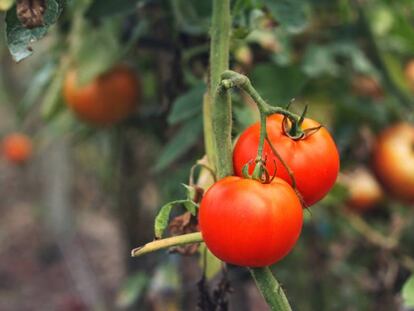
[154,115,203,172]
[154,199,196,238]
[250,63,307,104]
[73,19,121,86]
[168,83,205,125]
[402,275,414,308]
[20,61,55,117]
[302,45,340,77]
[41,57,70,120]
[86,0,141,19]
[115,272,148,308]
[262,0,310,34]
[183,200,197,215]
[5,0,63,62]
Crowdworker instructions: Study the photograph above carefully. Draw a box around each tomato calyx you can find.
[242,157,277,184]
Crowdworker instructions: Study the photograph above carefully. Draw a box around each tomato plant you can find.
[63,65,139,126]
[374,123,414,202]
[1,133,32,165]
[233,114,340,206]
[199,176,303,267]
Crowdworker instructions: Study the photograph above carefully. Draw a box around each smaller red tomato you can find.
[199,176,303,267]
[233,114,340,206]
[340,167,383,212]
[2,133,32,165]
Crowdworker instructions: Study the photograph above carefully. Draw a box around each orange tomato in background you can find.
[340,167,383,212]
[2,133,32,165]
[373,123,414,202]
[63,65,140,126]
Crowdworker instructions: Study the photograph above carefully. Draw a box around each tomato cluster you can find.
[199,114,340,267]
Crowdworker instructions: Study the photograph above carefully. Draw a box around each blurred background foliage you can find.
[1,0,414,310]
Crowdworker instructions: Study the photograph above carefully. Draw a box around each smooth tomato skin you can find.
[63,65,139,126]
[233,114,340,206]
[2,133,32,165]
[373,123,414,202]
[199,176,303,267]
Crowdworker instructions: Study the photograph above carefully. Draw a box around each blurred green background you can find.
[0,0,414,310]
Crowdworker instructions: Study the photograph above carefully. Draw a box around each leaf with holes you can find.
[5,0,63,61]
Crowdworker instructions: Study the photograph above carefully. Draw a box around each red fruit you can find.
[2,133,32,165]
[63,65,139,126]
[233,114,340,206]
[199,176,303,267]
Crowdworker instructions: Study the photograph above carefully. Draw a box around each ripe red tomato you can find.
[1,133,32,165]
[233,114,340,206]
[373,123,414,202]
[340,167,383,212]
[199,176,303,267]
[63,65,139,126]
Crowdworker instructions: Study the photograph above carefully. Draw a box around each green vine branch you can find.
[131,232,203,257]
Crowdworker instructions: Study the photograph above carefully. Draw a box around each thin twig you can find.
[131,232,203,257]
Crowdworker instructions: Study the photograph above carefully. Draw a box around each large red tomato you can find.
[199,176,303,267]
[233,114,340,206]
[63,65,139,126]
[373,123,414,202]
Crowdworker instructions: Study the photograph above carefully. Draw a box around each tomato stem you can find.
[131,232,203,257]
[250,267,293,311]
[220,70,305,139]
[207,0,233,179]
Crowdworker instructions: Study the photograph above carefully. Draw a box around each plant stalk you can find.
[250,267,292,311]
[208,0,233,179]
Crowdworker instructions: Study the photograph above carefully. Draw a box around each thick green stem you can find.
[208,0,233,179]
[250,267,292,311]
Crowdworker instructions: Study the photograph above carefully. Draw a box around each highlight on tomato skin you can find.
[1,133,33,165]
[198,176,303,267]
[63,65,140,126]
[233,114,340,207]
[373,123,414,202]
